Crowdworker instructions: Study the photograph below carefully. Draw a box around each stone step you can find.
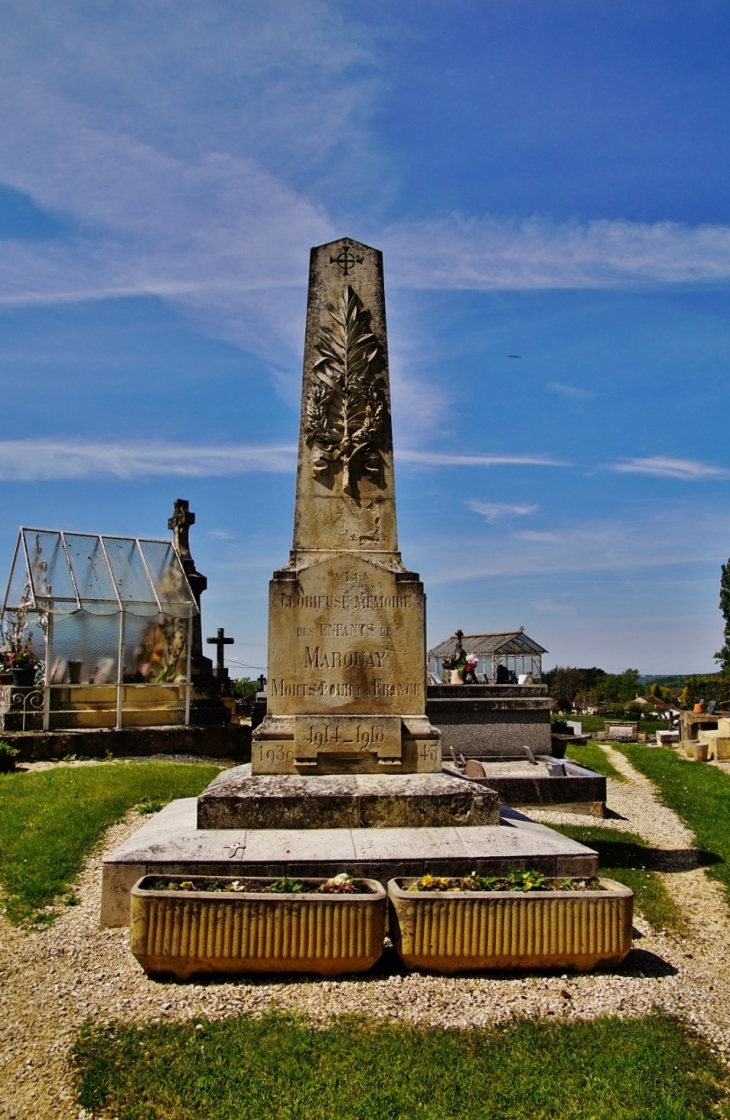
[197,765,499,830]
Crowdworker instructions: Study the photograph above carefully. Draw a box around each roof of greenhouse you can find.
[428,631,547,659]
[2,528,199,618]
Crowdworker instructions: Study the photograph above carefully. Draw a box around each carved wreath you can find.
[304,285,387,498]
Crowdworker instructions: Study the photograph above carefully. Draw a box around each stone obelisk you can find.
[252,238,440,775]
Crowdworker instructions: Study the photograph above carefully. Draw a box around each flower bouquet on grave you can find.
[442,631,469,683]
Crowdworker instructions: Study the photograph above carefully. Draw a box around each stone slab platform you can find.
[197,765,499,829]
[101,797,598,927]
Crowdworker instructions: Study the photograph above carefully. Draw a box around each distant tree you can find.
[715,558,730,672]
[544,666,606,710]
[230,677,257,702]
[590,668,641,707]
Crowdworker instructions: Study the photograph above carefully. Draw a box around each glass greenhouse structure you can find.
[1,528,199,730]
[428,630,547,684]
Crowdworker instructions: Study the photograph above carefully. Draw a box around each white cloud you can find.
[532,600,577,614]
[467,501,538,523]
[607,456,730,481]
[546,382,597,401]
[418,507,730,586]
[397,450,569,468]
[0,440,297,481]
[0,439,571,481]
[382,215,730,290]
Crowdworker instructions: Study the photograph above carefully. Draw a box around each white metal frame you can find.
[2,528,199,731]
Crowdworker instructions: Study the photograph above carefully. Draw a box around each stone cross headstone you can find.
[168,498,208,668]
[252,237,440,775]
[168,499,195,563]
[206,627,234,675]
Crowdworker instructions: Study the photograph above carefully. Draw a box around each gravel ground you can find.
[2,746,730,1119]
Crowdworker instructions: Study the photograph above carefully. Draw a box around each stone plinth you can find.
[427,684,553,757]
[198,765,499,829]
[101,797,599,928]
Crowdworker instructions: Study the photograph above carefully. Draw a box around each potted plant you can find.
[9,648,40,688]
[130,872,387,980]
[388,870,633,973]
[0,740,19,773]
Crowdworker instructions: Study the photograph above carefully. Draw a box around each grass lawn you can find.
[73,1011,729,1120]
[618,745,730,903]
[549,824,687,934]
[565,741,627,782]
[0,761,220,924]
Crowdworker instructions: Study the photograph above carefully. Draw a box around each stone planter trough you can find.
[388,877,633,973]
[130,874,386,980]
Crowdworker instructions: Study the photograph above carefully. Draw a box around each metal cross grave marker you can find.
[206,626,234,673]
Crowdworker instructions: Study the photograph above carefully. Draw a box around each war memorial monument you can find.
[101,238,596,926]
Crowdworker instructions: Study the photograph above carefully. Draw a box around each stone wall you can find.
[1,723,251,762]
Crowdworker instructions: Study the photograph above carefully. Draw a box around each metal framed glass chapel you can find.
[1,528,199,730]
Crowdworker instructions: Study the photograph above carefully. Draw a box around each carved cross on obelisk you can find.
[206,627,234,676]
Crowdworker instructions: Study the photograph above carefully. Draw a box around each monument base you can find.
[252,714,441,775]
[197,765,499,829]
[100,797,599,927]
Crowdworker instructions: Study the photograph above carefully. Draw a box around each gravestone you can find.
[168,498,231,725]
[252,238,440,776]
[206,626,234,689]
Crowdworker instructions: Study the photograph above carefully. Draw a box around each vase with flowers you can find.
[442,630,479,684]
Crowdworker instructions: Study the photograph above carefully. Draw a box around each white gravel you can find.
[2,746,730,1119]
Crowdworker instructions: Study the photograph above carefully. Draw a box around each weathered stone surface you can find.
[252,238,440,775]
[198,765,498,829]
[443,761,606,815]
[427,684,552,757]
[101,798,598,927]
[0,722,251,761]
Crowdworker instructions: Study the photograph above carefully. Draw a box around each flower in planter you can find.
[9,648,40,670]
[320,873,356,894]
[408,870,602,893]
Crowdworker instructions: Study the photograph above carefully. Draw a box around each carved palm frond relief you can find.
[305,285,387,498]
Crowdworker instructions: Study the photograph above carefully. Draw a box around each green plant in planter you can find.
[10,649,39,670]
[268,876,304,894]
[409,869,599,893]
[0,740,20,773]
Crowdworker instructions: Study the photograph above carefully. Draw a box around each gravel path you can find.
[2,748,730,1119]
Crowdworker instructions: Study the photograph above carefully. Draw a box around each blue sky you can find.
[1,1,730,675]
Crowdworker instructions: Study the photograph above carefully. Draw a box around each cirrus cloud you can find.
[607,456,730,481]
